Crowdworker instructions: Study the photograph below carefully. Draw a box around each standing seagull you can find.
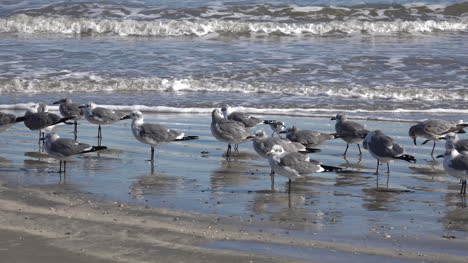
[443,133,468,153]
[211,108,252,157]
[331,114,369,156]
[23,103,74,143]
[267,145,341,194]
[53,97,84,140]
[282,126,337,148]
[0,112,25,132]
[409,119,468,156]
[127,110,199,163]
[363,130,416,174]
[253,130,320,188]
[44,132,107,173]
[437,148,468,195]
[80,102,130,145]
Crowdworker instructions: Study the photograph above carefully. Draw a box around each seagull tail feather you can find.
[15,116,26,122]
[263,120,276,124]
[299,148,321,154]
[81,146,107,154]
[320,164,342,172]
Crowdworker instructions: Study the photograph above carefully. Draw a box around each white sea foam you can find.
[1,77,467,102]
[0,14,466,36]
[2,103,467,123]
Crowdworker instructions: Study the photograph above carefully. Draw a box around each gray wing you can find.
[60,103,83,118]
[336,121,369,138]
[140,123,181,143]
[24,113,61,130]
[279,152,322,174]
[228,112,262,128]
[288,130,333,147]
[215,120,250,141]
[455,140,468,152]
[51,138,90,156]
[92,107,122,122]
[369,135,404,158]
[451,154,468,171]
[422,119,458,135]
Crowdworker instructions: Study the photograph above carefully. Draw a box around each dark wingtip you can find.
[457,129,466,134]
[120,114,131,120]
[263,120,276,124]
[175,135,199,141]
[436,154,444,159]
[304,148,321,153]
[396,154,416,163]
[15,116,26,122]
[321,164,342,172]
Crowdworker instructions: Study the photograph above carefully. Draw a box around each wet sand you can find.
[0,110,468,262]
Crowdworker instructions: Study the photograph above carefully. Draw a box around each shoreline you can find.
[1,179,467,263]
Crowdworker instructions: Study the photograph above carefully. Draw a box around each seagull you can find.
[409,119,468,156]
[363,130,416,174]
[211,108,252,157]
[127,110,199,163]
[437,148,468,195]
[253,130,320,188]
[221,104,274,128]
[44,132,107,173]
[331,114,369,156]
[443,133,468,153]
[281,126,337,148]
[267,144,341,194]
[268,121,286,137]
[53,97,84,140]
[80,102,130,145]
[0,112,25,132]
[23,103,74,143]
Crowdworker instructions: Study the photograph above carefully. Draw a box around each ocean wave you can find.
[1,77,467,103]
[0,14,466,36]
[1,103,467,122]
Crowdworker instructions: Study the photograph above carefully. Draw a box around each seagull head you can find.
[129,110,143,121]
[212,108,224,120]
[267,144,285,156]
[220,104,231,119]
[331,113,346,121]
[408,126,418,145]
[44,132,60,142]
[80,102,97,110]
[255,130,266,138]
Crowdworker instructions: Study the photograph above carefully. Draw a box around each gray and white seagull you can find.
[80,102,130,145]
[443,133,468,153]
[281,126,337,148]
[128,110,199,163]
[409,119,468,156]
[53,97,84,140]
[23,103,74,143]
[363,130,416,174]
[437,148,468,195]
[44,132,107,173]
[211,108,253,157]
[267,144,341,194]
[221,104,274,128]
[331,114,369,156]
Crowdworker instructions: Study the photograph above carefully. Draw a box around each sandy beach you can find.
[0,110,467,262]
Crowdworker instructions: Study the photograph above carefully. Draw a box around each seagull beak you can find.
[435,154,444,159]
[52,100,61,105]
[331,117,336,120]
[413,137,417,146]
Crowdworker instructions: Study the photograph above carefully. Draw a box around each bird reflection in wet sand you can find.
[210,158,255,191]
[130,171,186,200]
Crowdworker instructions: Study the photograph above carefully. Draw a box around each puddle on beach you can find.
[1,110,468,256]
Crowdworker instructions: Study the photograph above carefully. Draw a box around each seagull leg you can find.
[375,160,379,175]
[97,125,102,146]
[270,170,275,191]
[59,161,62,174]
[461,179,467,195]
[357,144,362,155]
[234,144,239,153]
[288,179,292,195]
[226,144,231,157]
[150,146,155,162]
[387,163,390,174]
[63,161,67,173]
[73,121,78,141]
[430,141,436,156]
[343,144,349,156]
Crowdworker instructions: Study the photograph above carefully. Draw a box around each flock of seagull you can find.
[1,98,468,195]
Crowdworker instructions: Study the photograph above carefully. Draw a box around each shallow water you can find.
[1,110,467,258]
